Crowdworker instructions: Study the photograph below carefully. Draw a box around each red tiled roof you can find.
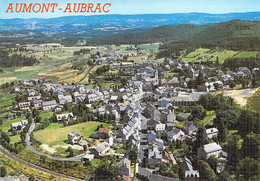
[98,128,110,133]
[123,175,129,181]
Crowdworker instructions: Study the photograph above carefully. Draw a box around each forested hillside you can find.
[89,24,213,45]
[0,50,38,67]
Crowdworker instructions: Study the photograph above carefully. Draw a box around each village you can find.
[1,44,259,181]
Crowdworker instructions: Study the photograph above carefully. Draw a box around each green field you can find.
[116,148,126,154]
[234,51,258,58]
[34,121,112,146]
[39,111,54,121]
[182,48,258,64]
[44,123,63,130]
[10,134,21,143]
[0,94,16,107]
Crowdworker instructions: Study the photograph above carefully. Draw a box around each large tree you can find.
[197,160,217,181]
[241,132,260,159]
[237,157,260,180]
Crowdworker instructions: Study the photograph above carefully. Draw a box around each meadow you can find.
[34,121,111,146]
[182,48,258,64]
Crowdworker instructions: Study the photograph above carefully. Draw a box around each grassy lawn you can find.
[0,116,27,132]
[116,148,126,154]
[198,111,216,127]
[39,111,54,121]
[10,134,21,143]
[44,123,63,130]
[34,121,112,146]
[176,121,184,129]
[85,123,111,137]
[91,158,101,167]
[164,71,178,78]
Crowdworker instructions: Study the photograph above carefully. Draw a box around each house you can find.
[161,109,176,123]
[147,131,157,143]
[149,174,179,181]
[67,131,83,145]
[238,67,251,75]
[93,107,107,115]
[177,112,190,121]
[11,119,28,130]
[171,97,195,106]
[53,105,63,112]
[168,77,179,87]
[155,123,166,137]
[41,100,57,110]
[183,121,198,136]
[180,157,199,180]
[98,128,113,139]
[198,142,223,160]
[28,96,41,101]
[91,142,110,158]
[119,158,131,178]
[158,98,170,107]
[58,94,73,105]
[32,99,43,109]
[204,128,218,139]
[124,69,130,74]
[166,123,175,131]
[167,128,185,142]
[11,86,20,93]
[144,103,161,119]
[86,94,98,103]
[27,89,36,96]
[148,144,162,168]
[56,112,74,122]
[165,65,170,70]
[18,102,31,110]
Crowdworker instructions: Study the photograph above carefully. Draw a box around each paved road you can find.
[0,146,83,181]
[26,121,87,161]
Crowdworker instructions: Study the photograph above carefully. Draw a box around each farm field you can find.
[234,51,258,58]
[34,121,112,146]
[0,43,161,85]
[182,48,258,64]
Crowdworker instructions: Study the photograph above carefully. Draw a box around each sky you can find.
[0,0,259,19]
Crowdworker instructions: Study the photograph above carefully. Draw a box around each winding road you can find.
[0,146,83,181]
[26,120,88,161]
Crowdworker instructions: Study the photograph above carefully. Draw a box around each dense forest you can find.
[0,50,38,67]
[86,24,213,45]
[157,20,260,57]
[222,57,260,71]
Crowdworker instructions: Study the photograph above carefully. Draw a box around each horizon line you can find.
[1,11,260,20]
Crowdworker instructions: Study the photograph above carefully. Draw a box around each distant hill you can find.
[184,20,260,50]
[187,20,260,42]
[157,20,260,58]
[0,12,259,33]
[0,13,260,49]
[90,24,215,45]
